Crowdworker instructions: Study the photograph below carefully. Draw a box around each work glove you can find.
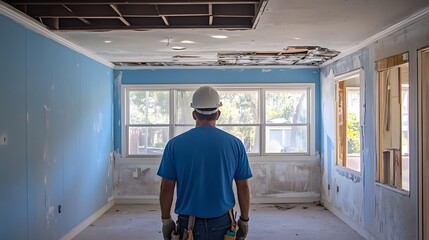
[236,217,249,239]
[162,217,175,240]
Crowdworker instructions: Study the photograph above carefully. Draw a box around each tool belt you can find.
[172,209,239,240]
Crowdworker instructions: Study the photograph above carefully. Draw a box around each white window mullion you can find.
[261,88,266,156]
[170,89,175,139]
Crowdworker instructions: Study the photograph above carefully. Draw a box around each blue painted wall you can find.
[0,14,114,240]
[114,68,321,155]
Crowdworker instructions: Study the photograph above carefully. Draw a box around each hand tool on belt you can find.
[176,209,238,240]
[224,210,239,240]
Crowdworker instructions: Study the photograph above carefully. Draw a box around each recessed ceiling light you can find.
[104,40,112,43]
[180,40,195,44]
[293,37,301,40]
[172,46,186,50]
[211,35,228,39]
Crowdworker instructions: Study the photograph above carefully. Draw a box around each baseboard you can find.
[60,199,116,240]
[251,192,320,204]
[115,195,159,204]
[322,198,377,240]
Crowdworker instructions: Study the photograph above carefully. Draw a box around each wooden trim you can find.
[376,53,410,186]
[419,47,429,240]
[423,50,428,240]
[377,71,384,182]
[336,81,347,167]
[376,52,409,72]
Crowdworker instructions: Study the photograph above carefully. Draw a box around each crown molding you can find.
[321,7,429,68]
[0,2,114,69]
[114,65,319,70]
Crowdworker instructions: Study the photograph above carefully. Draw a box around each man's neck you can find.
[196,120,216,128]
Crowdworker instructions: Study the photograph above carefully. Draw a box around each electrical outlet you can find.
[0,135,7,145]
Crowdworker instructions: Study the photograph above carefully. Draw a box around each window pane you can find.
[401,67,409,191]
[218,126,260,153]
[176,90,195,124]
[265,90,307,124]
[346,88,360,155]
[129,90,169,124]
[128,127,169,155]
[217,90,259,124]
[266,126,307,153]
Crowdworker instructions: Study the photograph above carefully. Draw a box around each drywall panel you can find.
[26,30,65,240]
[0,14,28,240]
[320,49,367,227]
[0,13,114,240]
[320,13,429,240]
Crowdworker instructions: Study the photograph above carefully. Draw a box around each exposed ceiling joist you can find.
[110,4,130,26]
[5,0,265,30]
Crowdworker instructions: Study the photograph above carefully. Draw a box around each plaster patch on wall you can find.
[93,112,103,133]
[250,161,320,197]
[321,70,335,138]
[336,168,361,183]
[44,175,55,230]
[117,163,161,196]
[374,188,412,240]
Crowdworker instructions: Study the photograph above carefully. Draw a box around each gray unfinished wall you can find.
[114,157,321,203]
[320,13,429,240]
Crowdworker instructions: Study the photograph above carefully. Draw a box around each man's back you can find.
[158,126,251,218]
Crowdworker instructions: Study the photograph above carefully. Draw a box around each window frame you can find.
[334,69,364,173]
[121,83,316,158]
[375,52,410,193]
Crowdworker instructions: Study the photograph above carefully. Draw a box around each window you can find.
[265,89,309,154]
[126,90,170,156]
[335,71,362,172]
[376,53,409,191]
[122,84,315,157]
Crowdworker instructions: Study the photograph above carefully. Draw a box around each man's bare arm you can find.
[235,179,250,220]
[160,178,176,219]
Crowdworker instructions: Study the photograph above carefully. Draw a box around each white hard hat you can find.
[191,86,222,115]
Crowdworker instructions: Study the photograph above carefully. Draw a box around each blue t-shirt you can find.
[157,126,252,218]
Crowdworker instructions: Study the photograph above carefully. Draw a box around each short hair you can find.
[194,108,218,121]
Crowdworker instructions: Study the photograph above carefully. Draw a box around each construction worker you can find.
[158,86,252,240]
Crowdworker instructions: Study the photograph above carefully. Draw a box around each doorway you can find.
[418,47,429,240]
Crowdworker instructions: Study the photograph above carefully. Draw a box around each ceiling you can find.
[3,0,429,67]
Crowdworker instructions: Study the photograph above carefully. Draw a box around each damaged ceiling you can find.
[2,0,429,67]
[4,0,267,31]
[114,46,340,66]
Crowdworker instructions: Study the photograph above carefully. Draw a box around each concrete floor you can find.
[73,202,364,240]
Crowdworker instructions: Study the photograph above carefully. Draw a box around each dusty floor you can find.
[73,202,364,240]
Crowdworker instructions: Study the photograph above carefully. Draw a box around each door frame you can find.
[418,46,429,240]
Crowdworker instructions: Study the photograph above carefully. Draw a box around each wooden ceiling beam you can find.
[110,4,130,26]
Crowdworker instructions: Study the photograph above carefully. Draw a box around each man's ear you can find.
[192,110,197,120]
[216,110,221,120]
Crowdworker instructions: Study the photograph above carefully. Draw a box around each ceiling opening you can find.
[4,0,268,31]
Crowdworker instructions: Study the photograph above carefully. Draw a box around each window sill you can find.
[375,182,410,196]
[116,154,320,164]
